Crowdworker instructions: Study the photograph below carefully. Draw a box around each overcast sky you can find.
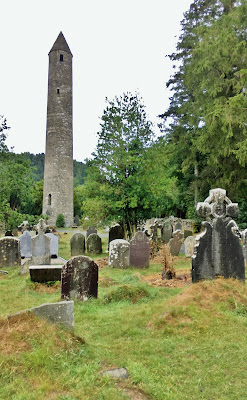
[1,0,192,162]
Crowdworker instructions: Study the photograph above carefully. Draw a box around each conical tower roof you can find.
[49,32,72,55]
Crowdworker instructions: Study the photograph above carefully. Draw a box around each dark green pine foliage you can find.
[159,0,247,219]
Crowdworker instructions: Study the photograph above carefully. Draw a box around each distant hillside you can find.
[22,152,87,185]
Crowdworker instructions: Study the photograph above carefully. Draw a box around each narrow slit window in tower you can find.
[48,194,51,206]
[60,54,63,62]
[57,88,60,94]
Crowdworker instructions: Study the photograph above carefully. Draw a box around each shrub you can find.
[56,213,65,228]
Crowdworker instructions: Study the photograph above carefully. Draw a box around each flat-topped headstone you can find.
[86,226,97,239]
[168,230,183,256]
[29,265,63,282]
[129,231,150,268]
[109,239,130,268]
[161,221,173,243]
[87,233,102,254]
[70,233,85,256]
[32,232,51,265]
[108,224,124,248]
[45,233,59,258]
[61,256,98,301]
[20,231,32,258]
[184,236,195,258]
[192,188,245,282]
[0,237,21,267]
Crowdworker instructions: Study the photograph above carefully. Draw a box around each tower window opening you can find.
[60,54,63,62]
[48,194,51,206]
[57,88,60,94]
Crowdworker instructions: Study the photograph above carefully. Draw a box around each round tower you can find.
[42,32,74,227]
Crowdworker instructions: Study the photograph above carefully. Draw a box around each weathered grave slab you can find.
[0,237,21,267]
[32,232,51,265]
[100,368,129,379]
[61,256,98,301]
[184,236,195,258]
[20,231,32,258]
[86,226,97,238]
[87,233,102,254]
[29,265,63,282]
[192,188,245,282]
[243,229,247,260]
[109,239,130,268]
[129,231,150,268]
[161,221,173,244]
[45,233,59,258]
[108,224,124,248]
[8,301,74,329]
[175,221,182,231]
[168,230,183,256]
[70,233,85,256]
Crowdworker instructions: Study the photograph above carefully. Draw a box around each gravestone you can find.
[87,233,102,254]
[18,220,31,233]
[109,239,130,268]
[86,226,97,239]
[29,265,63,282]
[61,256,98,301]
[0,237,21,267]
[74,215,80,226]
[168,230,183,256]
[70,233,85,256]
[161,221,173,244]
[32,219,51,265]
[45,233,59,258]
[184,230,193,239]
[184,236,195,258]
[20,231,32,258]
[175,221,182,231]
[5,231,13,237]
[129,231,150,268]
[192,188,245,282]
[243,229,247,260]
[108,224,124,248]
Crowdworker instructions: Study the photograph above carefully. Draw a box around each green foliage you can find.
[56,213,65,228]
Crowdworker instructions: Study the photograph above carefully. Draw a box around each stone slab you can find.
[100,368,129,379]
[29,265,63,282]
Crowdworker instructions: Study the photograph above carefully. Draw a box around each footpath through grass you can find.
[1,239,247,399]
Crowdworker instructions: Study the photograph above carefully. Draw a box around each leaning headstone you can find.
[86,226,97,239]
[109,239,130,268]
[20,231,32,258]
[70,233,86,256]
[192,188,245,282]
[161,221,173,244]
[243,229,247,260]
[184,230,193,239]
[0,237,21,267]
[87,233,102,254]
[8,301,74,329]
[168,230,183,256]
[61,256,98,301]
[45,233,59,258]
[129,231,150,268]
[108,224,124,248]
[32,219,51,265]
[184,236,195,258]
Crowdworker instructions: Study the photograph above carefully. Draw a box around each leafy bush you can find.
[56,213,65,228]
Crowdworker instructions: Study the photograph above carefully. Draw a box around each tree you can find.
[83,93,156,237]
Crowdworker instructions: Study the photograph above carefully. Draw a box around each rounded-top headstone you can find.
[129,231,150,268]
[70,233,85,256]
[109,239,130,268]
[87,233,102,254]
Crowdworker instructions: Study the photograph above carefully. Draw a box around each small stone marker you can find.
[108,224,124,248]
[109,239,130,268]
[45,233,59,258]
[70,233,86,256]
[86,226,97,238]
[184,236,195,257]
[61,256,98,301]
[74,215,80,226]
[161,221,173,244]
[29,265,63,282]
[168,230,183,256]
[129,231,150,268]
[100,367,129,379]
[20,231,32,258]
[8,301,74,329]
[87,233,102,254]
[175,221,182,231]
[192,188,245,282]
[0,237,21,267]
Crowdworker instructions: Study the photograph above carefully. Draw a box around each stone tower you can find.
[42,32,74,227]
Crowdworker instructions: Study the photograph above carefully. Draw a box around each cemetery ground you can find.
[1,234,247,399]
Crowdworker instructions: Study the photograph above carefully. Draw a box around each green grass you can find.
[1,237,247,399]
